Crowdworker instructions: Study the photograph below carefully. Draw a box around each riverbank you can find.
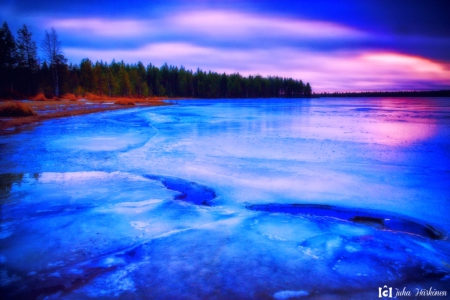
[0,98,168,131]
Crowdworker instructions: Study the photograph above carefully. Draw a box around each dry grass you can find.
[0,102,37,117]
[30,93,48,101]
[84,93,105,101]
[114,99,136,106]
[60,93,78,101]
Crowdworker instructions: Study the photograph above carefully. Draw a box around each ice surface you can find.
[247,203,445,239]
[1,98,450,299]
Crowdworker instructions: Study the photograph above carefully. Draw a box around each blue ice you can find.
[1,98,449,299]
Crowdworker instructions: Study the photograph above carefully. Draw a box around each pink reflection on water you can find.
[369,121,437,146]
[362,98,439,146]
[282,98,441,148]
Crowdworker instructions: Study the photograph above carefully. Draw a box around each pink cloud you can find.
[170,10,365,40]
[64,43,215,64]
[47,9,364,41]
[362,53,447,74]
[277,51,450,92]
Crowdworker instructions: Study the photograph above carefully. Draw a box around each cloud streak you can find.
[47,9,365,45]
[48,19,153,38]
[170,10,365,40]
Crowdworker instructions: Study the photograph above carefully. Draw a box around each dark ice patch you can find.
[145,175,216,206]
[246,203,445,240]
[0,173,24,195]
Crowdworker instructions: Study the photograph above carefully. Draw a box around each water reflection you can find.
[367,97,441,146]
[184,98,445,160]
[370,121,437,146]
[188,99,313,138]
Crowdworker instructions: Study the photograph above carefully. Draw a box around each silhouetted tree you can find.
[0,22,17,98]
[16,25,38,96]
[41,28,66,96]
[79,58,94,93]
[119,63,132,96]
[305,82,312,96]
[39,61,53,96]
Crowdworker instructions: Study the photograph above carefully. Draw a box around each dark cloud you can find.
[248,0,450,38]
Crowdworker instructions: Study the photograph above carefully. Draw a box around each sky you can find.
[1,0,450,92]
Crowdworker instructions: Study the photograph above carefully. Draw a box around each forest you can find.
[0,22,312,100]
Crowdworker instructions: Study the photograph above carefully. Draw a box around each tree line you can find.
[0,22,312,99]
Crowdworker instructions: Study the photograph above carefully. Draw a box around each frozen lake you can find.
[1,98,450,299]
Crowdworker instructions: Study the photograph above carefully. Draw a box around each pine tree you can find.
[16,25,38,96]
[119,64,132,96]
[39,61,53,96]
[0,22,17,98]
[305,82,312,96]
[79,58,94,93]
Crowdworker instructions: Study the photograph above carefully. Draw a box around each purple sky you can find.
[2,0,450,92]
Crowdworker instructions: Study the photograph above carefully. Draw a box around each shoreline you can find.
[3,92,449,132]
[0,99,169,132]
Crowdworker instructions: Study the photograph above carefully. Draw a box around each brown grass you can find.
[60,93,78,101]
[114,99,136,106]
[0,102,37,117]
[30,93,48,101]
[84,93,105,101]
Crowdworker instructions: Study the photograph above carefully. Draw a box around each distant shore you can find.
[316,90,450,97]
[0,97,168,132]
